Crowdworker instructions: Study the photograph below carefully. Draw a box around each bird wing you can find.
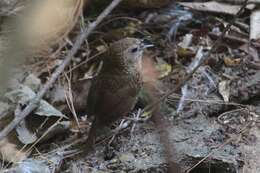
[87,75,140,125]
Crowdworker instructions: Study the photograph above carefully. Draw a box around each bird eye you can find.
[130,47,138,53]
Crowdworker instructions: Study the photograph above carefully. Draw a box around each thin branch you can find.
[0,0,123,141]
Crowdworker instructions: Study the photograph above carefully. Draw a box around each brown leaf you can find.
[224,57,241,66]
[179,1,241,15]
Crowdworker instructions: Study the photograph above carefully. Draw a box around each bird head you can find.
[107,37,152,70]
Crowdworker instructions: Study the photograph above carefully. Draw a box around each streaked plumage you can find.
[86,38,146,148]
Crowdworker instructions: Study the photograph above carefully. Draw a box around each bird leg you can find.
[84,117,99,152]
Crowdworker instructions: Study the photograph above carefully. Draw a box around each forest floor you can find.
[0,0,260,173]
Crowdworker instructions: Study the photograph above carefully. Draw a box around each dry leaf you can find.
[5,84,66,118]
[16,120,37,144]
[178,34,193,48]
[156,58,172,78]
[224,57,241,66]
[218,80,230,102]
[177,47,195,58]
[179,1,241,15]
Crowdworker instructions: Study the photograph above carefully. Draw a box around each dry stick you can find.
[208,32,260,49]
[142,0,249,114]
[0,0,123,141]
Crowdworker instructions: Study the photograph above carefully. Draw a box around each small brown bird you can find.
[85,38,150,149]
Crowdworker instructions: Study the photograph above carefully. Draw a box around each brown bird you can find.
[85,38,150,149]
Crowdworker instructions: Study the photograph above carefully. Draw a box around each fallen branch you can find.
[0,0,123,141]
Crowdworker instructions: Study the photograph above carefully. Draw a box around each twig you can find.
[64,71,80,129]
[142,0,250,114]
[208,32,260,49]
[0,0,123,141]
